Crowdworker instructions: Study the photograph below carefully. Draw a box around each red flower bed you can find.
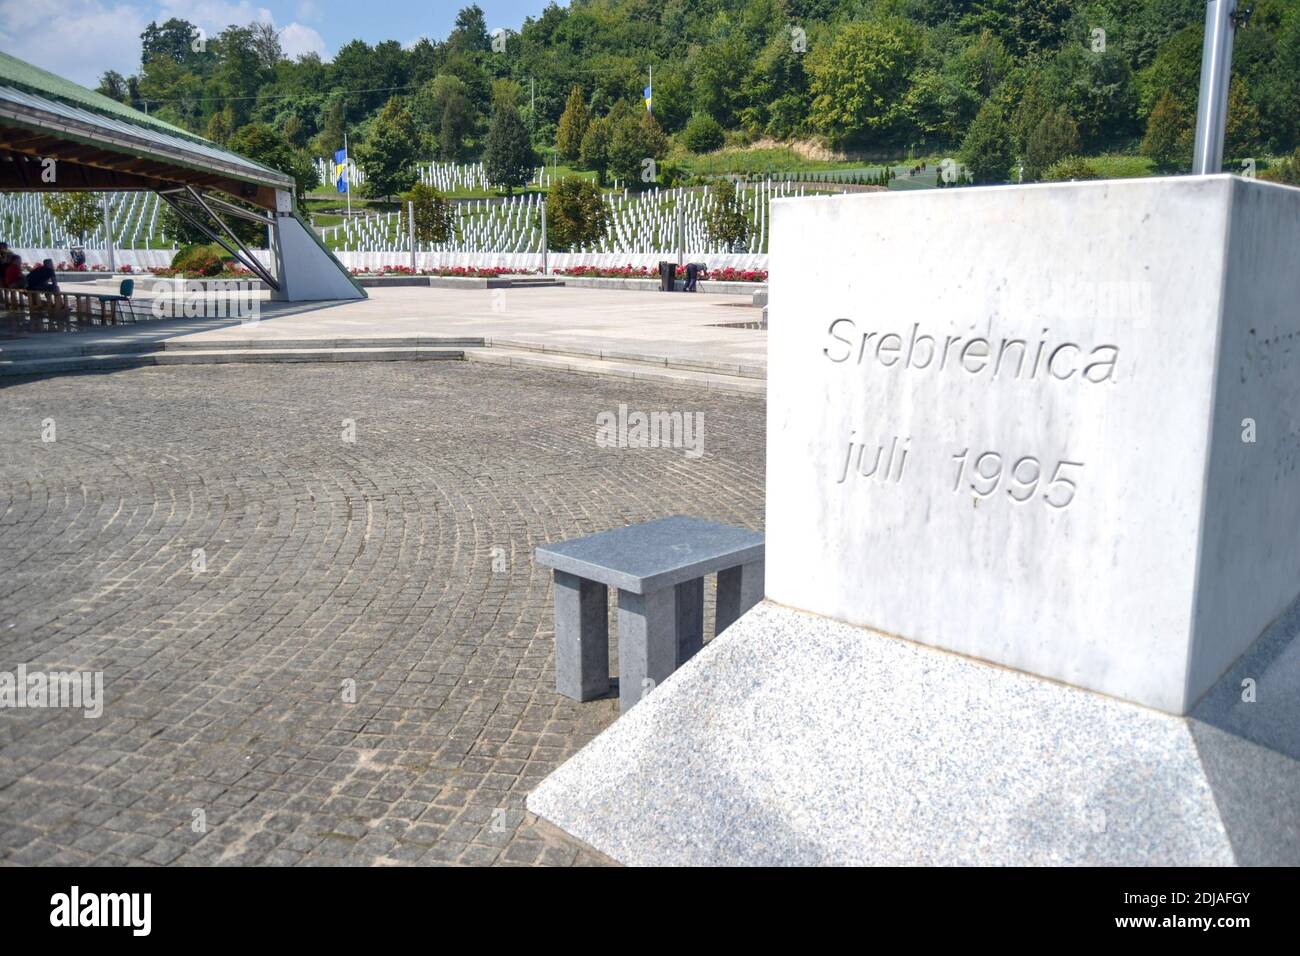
[556,264,768,282]
[700,267,768,283]
[555,265,657,279]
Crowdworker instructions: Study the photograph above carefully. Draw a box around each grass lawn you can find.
[1086,155,1157,178]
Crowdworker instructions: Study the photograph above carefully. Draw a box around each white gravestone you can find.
[767,175,1300,714]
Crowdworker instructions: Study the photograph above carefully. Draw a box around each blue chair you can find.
[96,278,136,324]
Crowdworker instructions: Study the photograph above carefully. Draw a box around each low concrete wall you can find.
[555,276,767,296]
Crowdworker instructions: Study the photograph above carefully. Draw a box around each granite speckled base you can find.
[526,602,1300,866]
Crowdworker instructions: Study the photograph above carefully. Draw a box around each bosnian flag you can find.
[643,84,652,113]
[334,148,348,194]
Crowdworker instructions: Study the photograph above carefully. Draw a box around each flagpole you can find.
[344,131,352,217]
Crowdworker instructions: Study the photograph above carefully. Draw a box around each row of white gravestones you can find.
[0,192,169,249]
[768,175,1300,715]
[322,180,809,255]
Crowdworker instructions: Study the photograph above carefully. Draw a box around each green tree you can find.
[1253,15,1300,152]
[228,123,319,206]
[403,183,455,244]
[1140,91,1191,171]
[556,86,590,163]
[608,105,667,188]
[704,180,750,250]
[413,76,474,161]
[1024,107,1080,181]
[691,35,751,127]
[904,69,976,148]
[1225,78,1263,160]
[648,66,692,134]
[808,20,921,148]
[682,114,725,153]
[1011,79,1051,157]
[546,177,607,250]
[314,95,347,157]
[206,106,234,145]
[969,0,1074,56]
[141,18,206,71]
[1038,44,1138,151]
[249,22,282,71]
[448,4,491,56]
[579,115,612,186]
[483,101,536,196]
[211,26,265,127]
[1138,24,1204,118]
[356,98,420,200]
[960,100,1013,184]
[43,193,102,245]
[95,71,128,103]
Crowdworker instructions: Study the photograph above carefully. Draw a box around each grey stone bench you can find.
[535,516,764,713]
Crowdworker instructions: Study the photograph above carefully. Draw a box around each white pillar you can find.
[408,200,416,272]
[102,193,116,272]
[540,199,548,275]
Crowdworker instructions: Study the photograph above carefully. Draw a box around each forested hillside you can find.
[94,0,1300,191]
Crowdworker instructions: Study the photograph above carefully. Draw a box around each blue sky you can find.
[0,1,559,87]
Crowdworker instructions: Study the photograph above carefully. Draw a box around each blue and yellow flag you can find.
[334,148,348,194]
[643,84,652,113]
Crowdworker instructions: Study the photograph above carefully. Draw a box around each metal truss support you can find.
[157,186,280,291]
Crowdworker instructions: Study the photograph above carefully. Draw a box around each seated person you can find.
[3,254,24,289]
[25,258,58,291]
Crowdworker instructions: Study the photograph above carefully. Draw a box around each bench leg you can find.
[675,577,704,666]
[553,570,609,701]
[715,560,765,636]
[617,588,678,713]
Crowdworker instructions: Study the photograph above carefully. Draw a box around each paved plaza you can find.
[0,285,768,373]
[0,360,765,865]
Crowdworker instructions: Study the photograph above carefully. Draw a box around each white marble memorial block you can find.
[768,176,1300,714]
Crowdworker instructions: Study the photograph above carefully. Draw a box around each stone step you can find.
[0,336,484,360]
[486,338,766,380]
[466,347,765,396]
[0,347,464,376]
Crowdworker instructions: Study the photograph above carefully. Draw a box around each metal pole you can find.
[102,193,116,273]
[675,199,684,267]
[540,199,548,275]
[344,131,352,217]
[1192,0,1239,174]
[408,200,416,273]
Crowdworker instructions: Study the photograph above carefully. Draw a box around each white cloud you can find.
[158,0,274,31]
[295,0,320,22]
[0,0,332,87]
[160,2,330,61]
[0,0,149,86]
[280,22,327,61]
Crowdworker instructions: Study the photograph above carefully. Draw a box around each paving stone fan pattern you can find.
[0,363,765,865]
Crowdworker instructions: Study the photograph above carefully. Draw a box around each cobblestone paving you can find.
[0,362,764,865]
